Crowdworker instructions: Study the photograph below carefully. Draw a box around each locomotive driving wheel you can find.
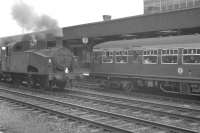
[39,76,50,90]
[12,75,21,87]
[49,79,66,90]
[56,79,67,90]
[49,80,56,90]
[27,75,37,88]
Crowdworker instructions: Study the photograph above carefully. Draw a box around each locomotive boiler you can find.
[0,36,74,90]
[90,34,200,96]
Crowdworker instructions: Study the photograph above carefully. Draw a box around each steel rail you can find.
[65,93,200,121]
[0,88,197,133]
[67,88,200,112]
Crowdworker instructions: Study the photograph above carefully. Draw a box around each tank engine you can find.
[90,34,200,96]
[0,36,74,90]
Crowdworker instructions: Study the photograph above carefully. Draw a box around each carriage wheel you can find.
[122,81,135,93]
[124,83,133,93]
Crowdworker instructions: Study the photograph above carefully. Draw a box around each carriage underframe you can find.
[91,73,200,96]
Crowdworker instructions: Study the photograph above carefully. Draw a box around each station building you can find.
[144,0,200,14]
[1,4,200,66]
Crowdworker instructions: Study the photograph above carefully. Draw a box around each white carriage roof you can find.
[93,34,200,51]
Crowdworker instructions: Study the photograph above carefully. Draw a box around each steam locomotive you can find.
[90,34,200,96]
[0,34,74,90]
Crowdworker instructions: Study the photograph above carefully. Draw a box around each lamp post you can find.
[82,37,88,44]
[82,37,91,64]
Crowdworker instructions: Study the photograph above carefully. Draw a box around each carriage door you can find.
[1,46,9,71]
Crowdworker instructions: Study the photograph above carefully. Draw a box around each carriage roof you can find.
[93,34,200,51]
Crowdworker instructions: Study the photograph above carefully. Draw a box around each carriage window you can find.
[129,50,140,63]
[115,50,128,63]
[188,49,196,54]
[93,51,103,64]
[182,49,200,64]
[143,51,147,55]
[183,49,187,54]
[102,51,113,63]
[174,50,178,54]
[166,50,169,54]
[143,49,158,64]
[161,49,178,64]
[162,56,178,64]
[128,50,134,55]
[154,50,158,55]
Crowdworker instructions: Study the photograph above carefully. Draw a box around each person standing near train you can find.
[65,61,74,88]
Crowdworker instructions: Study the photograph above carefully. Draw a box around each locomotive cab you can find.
[1,44,14,72]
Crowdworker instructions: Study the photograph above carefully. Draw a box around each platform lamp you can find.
[82,37,91,64]
[82,37,88,44]
[82,37,90,49]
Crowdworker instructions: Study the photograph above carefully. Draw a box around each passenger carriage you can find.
[90,34,200,96]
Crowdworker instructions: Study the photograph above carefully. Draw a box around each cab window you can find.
[182,49,200,64]
[161,49,178,64]
[102,51,113,63]
[115,50,128,63]
[143,49,158,64]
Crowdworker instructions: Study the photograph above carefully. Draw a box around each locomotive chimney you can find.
[55,37,63,47]
[103,15,111,21]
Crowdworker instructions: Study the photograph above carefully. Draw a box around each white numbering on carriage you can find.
[178,67,183,75]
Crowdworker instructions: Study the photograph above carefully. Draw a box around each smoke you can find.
[12,2,36,31]
[12,1,60,35]
[35,15,58,31]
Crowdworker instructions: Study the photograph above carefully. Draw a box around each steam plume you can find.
[12,1,60,34]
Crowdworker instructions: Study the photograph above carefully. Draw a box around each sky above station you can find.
[0,0,143,37]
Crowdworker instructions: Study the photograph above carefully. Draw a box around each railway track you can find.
[0,86,199,133]
[65,88,200,129]
[73,79,200,104]
[73,79,200,110]
[67,87,200,113]
[69,80,200,131]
